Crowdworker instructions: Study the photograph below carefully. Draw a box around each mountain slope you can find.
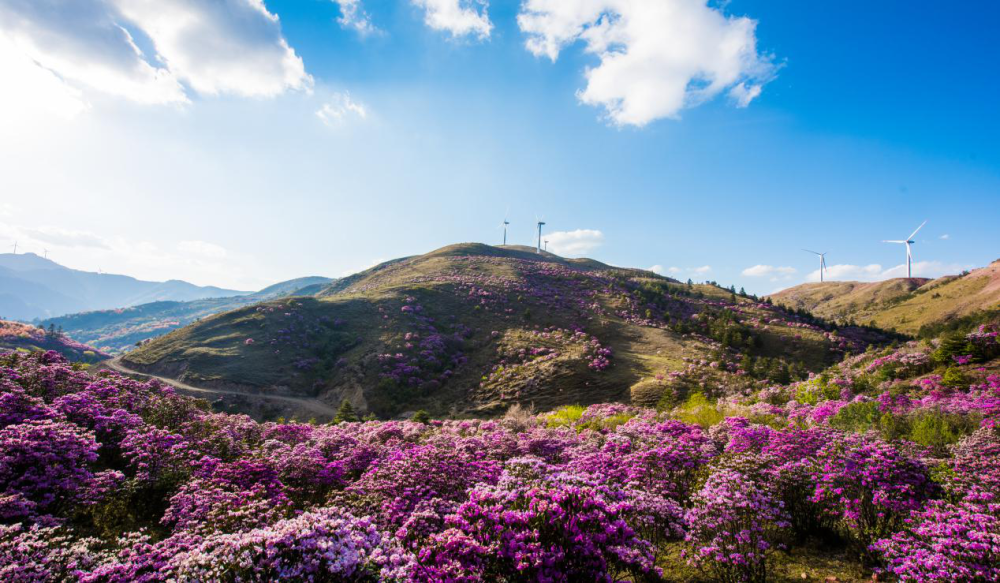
[0,319,108,363]
[769,259,1000,334]
[123,243,891,420]
[40,276,333,354]
[0,253,249,319]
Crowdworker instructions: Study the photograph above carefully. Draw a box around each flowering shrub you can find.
[872,499,1000,582]
[2,343,1000,580]
[811,433,935,556]
[684,468,790,582]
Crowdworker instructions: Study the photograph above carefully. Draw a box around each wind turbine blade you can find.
[908,220,927,241]
[802,249,821,255]
[882,240,906,244]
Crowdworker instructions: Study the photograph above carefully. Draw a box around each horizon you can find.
[2,242,995,299]
[1,0,997,295]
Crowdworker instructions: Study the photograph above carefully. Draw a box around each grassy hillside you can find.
[770,259,1000,335]
[0,319,108,363]
[40,276,333,354]
[124,243,892,419]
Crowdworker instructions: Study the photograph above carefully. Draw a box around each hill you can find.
[770,259,1000,335]
[39,276,333,355]
[122,243,891,420]
[0,319,108,363]
[0,252,248,320]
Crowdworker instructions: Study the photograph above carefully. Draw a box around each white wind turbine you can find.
[535,216,546,254]
[803,249,828,282]
[883,220,927,278]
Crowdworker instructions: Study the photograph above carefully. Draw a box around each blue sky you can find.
[0,0,997,294]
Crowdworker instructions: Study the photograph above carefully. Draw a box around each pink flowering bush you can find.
[684,468,791,582]
[810,433,936,557]
[872,498,1000,582]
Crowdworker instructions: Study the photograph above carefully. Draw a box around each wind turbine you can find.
[535,217,546,253]
[43,249,48,260]
[803,249,828,282]
[544,240,549,252]
[883,220,927,278]
[11,241,17,254]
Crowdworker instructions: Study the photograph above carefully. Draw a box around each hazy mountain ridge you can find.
[0,253,249,320]
[769,259,1000,334]
[123,243,892,420]
[40,276,334,354]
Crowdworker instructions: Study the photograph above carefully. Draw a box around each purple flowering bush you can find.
[684,468,791,582]
[3,341,1000,580]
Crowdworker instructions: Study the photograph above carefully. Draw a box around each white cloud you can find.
[0,0,311,115]
[647,264,663,274]
[411,0,492,40]
[334,0,378,36]
[545,229,604,256]
[805,261,971,283]
[178,240,228,259]
[691,265,712,275]
[940,234,950,240]
[667,266,681,274]
[0,34,90,127]
[517,0,776,127]
[316,91,368,126]
[742,264,796,277]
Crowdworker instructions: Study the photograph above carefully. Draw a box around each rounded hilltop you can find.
[122,242,891,421]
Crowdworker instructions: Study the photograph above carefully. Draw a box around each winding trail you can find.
[104,358,338,417]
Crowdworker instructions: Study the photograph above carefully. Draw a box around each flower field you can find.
[2,321,999,581]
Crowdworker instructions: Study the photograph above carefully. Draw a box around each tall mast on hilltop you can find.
[803,249,828,282]
[883,220,927,278]
[536,219,546,253]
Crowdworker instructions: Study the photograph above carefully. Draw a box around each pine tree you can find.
[333,399,359,424]
[411,410,431,424]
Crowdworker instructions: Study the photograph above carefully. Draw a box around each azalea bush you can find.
[1,346,999,581]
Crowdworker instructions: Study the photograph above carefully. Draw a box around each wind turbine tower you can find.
[883,220,927,278]
[536,220,546,253]
[544,240,549,252]
[804,249,828,282]
[502,219,509,246]
[11,241,17,254]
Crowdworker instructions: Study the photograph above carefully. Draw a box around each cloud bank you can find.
[545,229,604,256]
[0,0,311,118]
[517,0,776,126]
[411,0,492,40]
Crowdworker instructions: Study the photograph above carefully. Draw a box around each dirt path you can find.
[104,358,338,417]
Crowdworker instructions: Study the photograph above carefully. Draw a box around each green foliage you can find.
[907,410,979,452]
[545,405,585,428]
[942,366,969,388]
[673,392,724,428]
[333,399,359,424]
[934,333,974,365]
[411,410,431,424]
[830,401,882,433]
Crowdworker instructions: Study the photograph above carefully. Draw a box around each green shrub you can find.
[830,401,882,433]
[674,392,724,428]
[545,405,585,428]
[906,410,980,452]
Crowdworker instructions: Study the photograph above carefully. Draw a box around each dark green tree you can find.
[411,410,431,424]
[333,399,359,424]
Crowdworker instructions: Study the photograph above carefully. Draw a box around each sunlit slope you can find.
[770,259,1000,334]
[124,243,891,419]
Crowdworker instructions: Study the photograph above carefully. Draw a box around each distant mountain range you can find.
[769,259,1000,335]
[39,276,333,354]
[0,252,248,320]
